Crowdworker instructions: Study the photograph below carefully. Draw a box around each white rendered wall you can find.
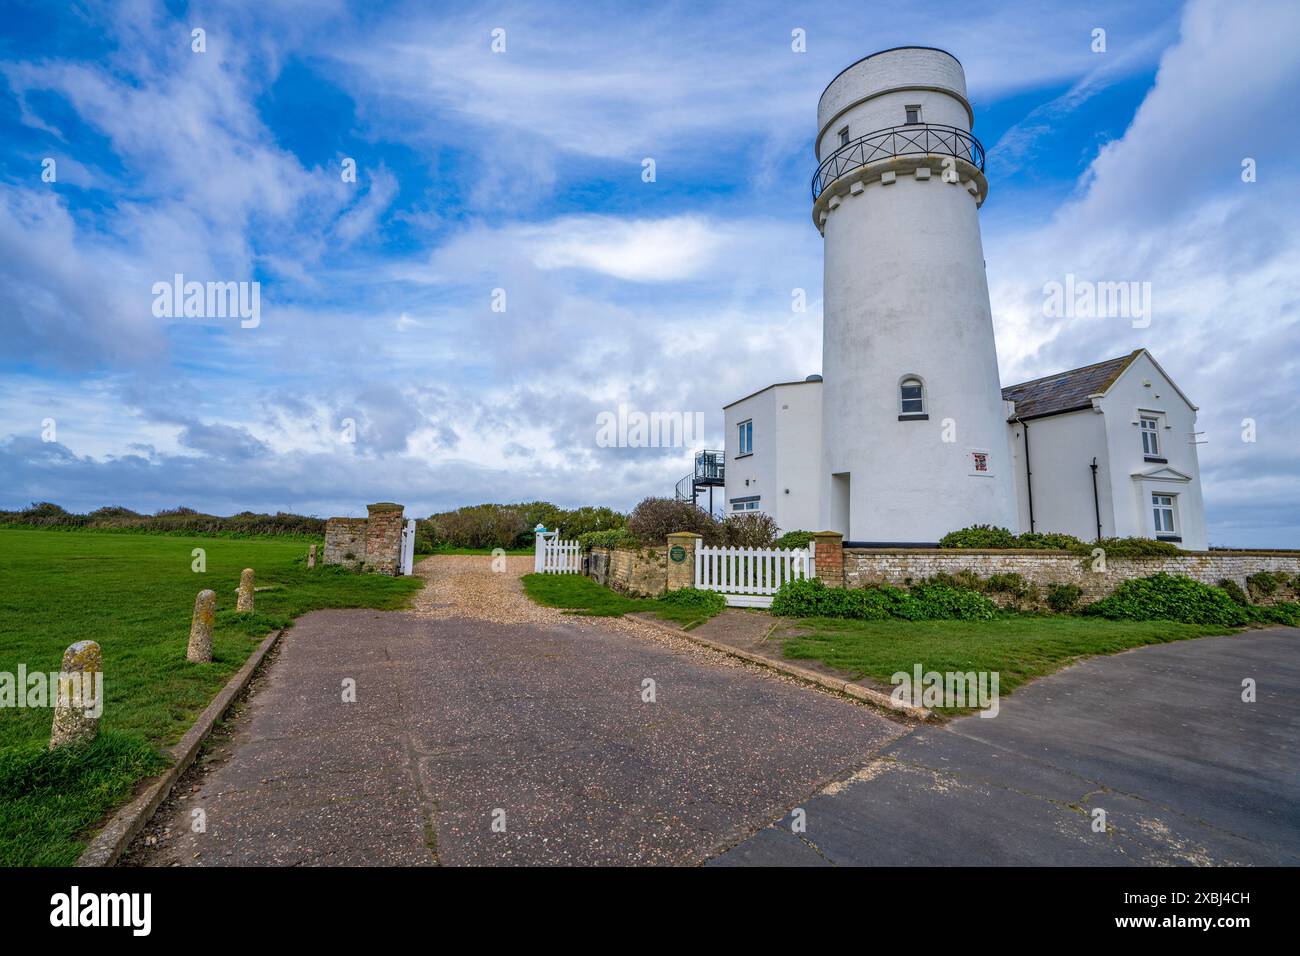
[723,382,822,533]
[725,389,776,520]
[816,48,1018,543]
[1007,410,1116,541]
[1097,354,1207,550]
[772,382,822,532]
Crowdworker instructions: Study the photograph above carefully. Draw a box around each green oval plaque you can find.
[669,545,687,563]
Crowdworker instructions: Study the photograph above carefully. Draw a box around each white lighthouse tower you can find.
[814,47,1017,543]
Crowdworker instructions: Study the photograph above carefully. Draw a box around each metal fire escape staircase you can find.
[675,450,725,512]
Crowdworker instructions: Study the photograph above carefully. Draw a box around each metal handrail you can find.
[812,123,985,200]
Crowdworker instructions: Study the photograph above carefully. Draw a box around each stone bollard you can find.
[307,544,317,569]
[237,568,255,612]
[187,589,216,663]
[49,640,103,750]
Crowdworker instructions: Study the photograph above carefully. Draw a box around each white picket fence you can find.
[694,539,814,608]
[534,529,581,574]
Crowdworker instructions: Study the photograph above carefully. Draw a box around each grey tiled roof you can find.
[1002,349,1141,420]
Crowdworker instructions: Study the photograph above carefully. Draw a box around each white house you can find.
[723,376,823,532]
[1004,349,1208,550]
[716,47,1208,550]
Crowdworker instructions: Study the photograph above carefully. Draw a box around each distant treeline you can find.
[0,501,628,550]
[0,502,325,538]
[423,502,625,551]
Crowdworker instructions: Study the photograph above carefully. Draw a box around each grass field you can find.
[521,573,723,628]
[779,616,1235,711]
[0,528,423,865]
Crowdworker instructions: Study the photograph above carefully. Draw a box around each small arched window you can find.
[900,377,925,416]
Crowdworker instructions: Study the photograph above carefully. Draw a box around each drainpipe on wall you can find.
[1016,417,1034,533]
[1090,457,1103,542]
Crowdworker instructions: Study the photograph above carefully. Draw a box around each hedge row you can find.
[769,571,1300,627]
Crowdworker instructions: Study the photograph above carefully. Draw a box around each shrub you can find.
[1083,574,1247,626]
[1089,537,1180,558]
[770,577,995,621]
[938,525,1020,549]
[625,497,721,545]
[774,530,814,550]
[721,512,778,548]
[983,572,1029,598]
[1246,571,1288,602]
[578,529,640,551]
[906,581,998,620]
[1217,578,1250,606]
[1246,602,1300,627]
[657,588,727,614]
[1045,583,1082,613]
[939,525,1178,558]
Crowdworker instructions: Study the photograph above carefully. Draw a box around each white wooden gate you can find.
[694,539,814,608]
[399,519,416,576]
[534,528,581,574]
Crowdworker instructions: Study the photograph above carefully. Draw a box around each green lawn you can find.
[521,573,723,628]
[0,528,423,865]
[779,616,1236,711]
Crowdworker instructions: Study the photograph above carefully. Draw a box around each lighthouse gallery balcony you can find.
[811,123,985,201]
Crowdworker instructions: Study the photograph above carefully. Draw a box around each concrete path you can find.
[125,556,905,866]
[710,627,1300,866]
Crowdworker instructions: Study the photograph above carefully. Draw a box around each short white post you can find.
[534,524,547,573]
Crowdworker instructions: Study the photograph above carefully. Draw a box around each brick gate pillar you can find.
[812,531,844,587]
[666,532,701,591]
[364,503,405,576]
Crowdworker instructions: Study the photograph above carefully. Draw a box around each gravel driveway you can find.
[125,555,905,865]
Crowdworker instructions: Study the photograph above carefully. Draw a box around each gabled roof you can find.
[1002,350,1142,421]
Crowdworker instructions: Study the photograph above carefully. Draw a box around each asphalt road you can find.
[710,627,1300,866]
[126,607,905,865]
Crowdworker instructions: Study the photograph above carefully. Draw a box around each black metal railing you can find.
[811,123,985,201]
[694,449,724,482]
[675,450,725,503]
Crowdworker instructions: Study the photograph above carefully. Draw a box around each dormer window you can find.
[905,105,922,125]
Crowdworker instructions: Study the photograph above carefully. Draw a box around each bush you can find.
[939,525,1181,558]
[657,588,727,614]
[578,528,640,551]
[1246,571,1289,602]
[1083,574,1247,626]
[1089,537,1180,558]
[983,572,1029,598]
[938,525,1021,549]
[625,497,721,545]
[721,512,778,548]
[1218,578,1250,606]
[774,530,814,550]
[770,577,996,621]
[1246,602,1300,627]
[1045,583,1082,613]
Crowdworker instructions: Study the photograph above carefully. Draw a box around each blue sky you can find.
[1,0,1298,545]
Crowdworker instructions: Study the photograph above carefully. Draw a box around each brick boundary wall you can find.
[843,549,1300,603]
[323,502,406,575]
[588,546,668,597]
[323,518,367,569]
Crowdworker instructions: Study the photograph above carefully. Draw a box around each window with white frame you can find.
[1152,493,1176,535]
[1140,416,1161,456]
[905,105,922,125]
[838,126,850,147]
[731,497,760,512]
[900,378,924,415]
[737,419,753,456]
